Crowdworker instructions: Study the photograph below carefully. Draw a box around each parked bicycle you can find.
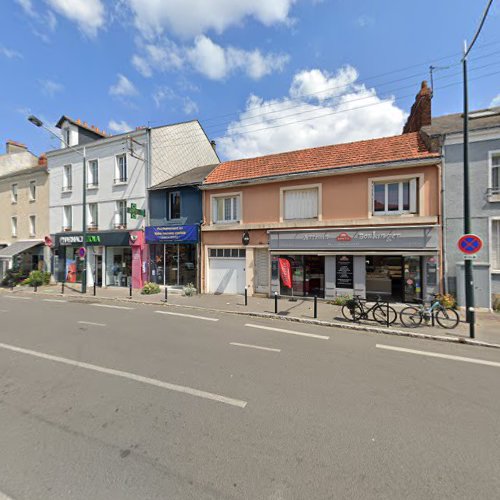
[341,295,398,325]
[399,294,460,329]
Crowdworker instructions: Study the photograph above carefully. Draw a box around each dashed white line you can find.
[3,296,31,300]
[78,321,106,327]
[155,310,219,322]
[43,299,67,303]
[376,344,500,368]
[245,323,330,340]
[230,342,281,353]
[0,341,247,408]
[91,304,134,310]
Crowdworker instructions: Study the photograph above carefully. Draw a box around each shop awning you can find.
[0,240,43,259]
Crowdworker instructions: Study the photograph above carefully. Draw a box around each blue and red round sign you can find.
[457,234,483,255]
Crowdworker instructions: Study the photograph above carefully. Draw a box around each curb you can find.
[4,288,500,350]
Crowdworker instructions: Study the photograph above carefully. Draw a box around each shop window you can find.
[63,205,72,231]
[11,216,17,237]
[11,184,18,203]
[29,180,36,201]
[115,200,127,229]
[88,203,98,230]
[63,165,72,191]
[492,220,500,271]
[169,191,181,219]
[29,215,36,237]
[283,187,319,220]
[210,248,246,258]
[88,160,99,188]
[373,179,418,215]
[115,154,127,183]
[213,195,240,223]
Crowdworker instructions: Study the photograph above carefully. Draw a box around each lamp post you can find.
[28,115,88,294]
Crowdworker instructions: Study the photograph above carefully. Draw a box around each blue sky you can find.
[1,0,499,160]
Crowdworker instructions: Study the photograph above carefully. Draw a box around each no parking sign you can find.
[457,234,483,255]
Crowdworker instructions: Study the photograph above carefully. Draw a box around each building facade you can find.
[201,132,442,302]
[0,140,50,279]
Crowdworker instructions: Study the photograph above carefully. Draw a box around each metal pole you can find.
[129,282,132,298]
[314,295,318,319]
[61,280,65,294]
[274,291,278,314]
[245,287,248,306]
[34,283,38,293]
[386,301,389,328]
[82,148,88,294]
[164,286,168,303]
[463,50,475,339]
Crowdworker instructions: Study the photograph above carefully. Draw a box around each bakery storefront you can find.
[269,225,440,303]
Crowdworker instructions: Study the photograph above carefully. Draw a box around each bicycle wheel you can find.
[372,304,397,325]
[341,303,363,322]
[399,306,423,328]
[435,308,460,329]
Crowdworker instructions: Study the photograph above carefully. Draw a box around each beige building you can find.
[0,140,50,280]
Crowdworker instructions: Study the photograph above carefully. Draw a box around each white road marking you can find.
[0,490,14,500]
[78,321,106,327]
[91,304,134,310]
[230,342,281,353]
[0,310,8,313]
[43,299,67,303]
[376,344,500,368]
[245,323,330,340]
[155,310,219,322]
[0,341,247,408]
[4,296,30,300]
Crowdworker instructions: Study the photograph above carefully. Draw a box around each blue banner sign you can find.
[146,225,199,244]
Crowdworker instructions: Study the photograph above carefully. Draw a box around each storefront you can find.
[54,231,146,288]
[269,225,440,303]
[146,225,199,288]
[0,240,46,280]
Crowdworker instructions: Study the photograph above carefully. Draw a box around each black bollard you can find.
[164,286,168,303]
[93,281,96,296]
[274,292,278,314]
[129,282,132,298]
[244,287,248,306]
[386,302,390,328]
[61,281,65,294]
[314,295,318,319]
[34,283,38,293]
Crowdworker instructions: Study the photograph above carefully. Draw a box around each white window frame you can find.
[87,159,99,188]
[11,183,18,203]
[488,150,500,199]
[115,200,127,228]
[63,205,72,231]
[115,154,128,184]
[211,192,242,224]
[29,180,36,201]
[368,174,423,217]
[280,183,322,222]
[490,216,500,273]
[11,216,17,237]
[63,164,72,192]
[29,215,36,237]
[88,203,98,230]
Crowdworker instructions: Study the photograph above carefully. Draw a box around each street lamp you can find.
[28,115,89,294]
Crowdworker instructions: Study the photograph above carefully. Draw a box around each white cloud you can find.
[152,86,199,115]
[108,119,132,134]
[131,54,152,77]
[183,96,199,115]
[16,0,35,16]
[39,78,64,96]
[217,66,407,160]
[152,86,177,107]
[126,0,296,38]
[45,0,105,37]
[0,46,23,59]
[491,94,500,107]
[188,36,227,79]
[356,15,374,27]
[109,74,138,97]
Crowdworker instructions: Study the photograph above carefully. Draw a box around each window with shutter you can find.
[283,188,319,220]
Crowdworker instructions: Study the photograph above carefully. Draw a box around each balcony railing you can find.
[61,185,72,192]
[87,223,98,231]
[62,225,72,232]
[114,177,128,184]
[487,187,500,201]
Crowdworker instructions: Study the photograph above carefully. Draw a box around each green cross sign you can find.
[127,203,146,220]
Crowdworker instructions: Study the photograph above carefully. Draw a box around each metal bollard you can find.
[274,292,278,314]
[129,283,132,298]
[61,281,65,294]
[34,283,38,293]
[164,286,168,303]
[314,295,318,319]
[244,287,248,306]
[386,302,390,328]
[93,281,96,296]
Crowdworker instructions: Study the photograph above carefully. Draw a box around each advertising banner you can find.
[278,258,293,288]
[145,225,199,244]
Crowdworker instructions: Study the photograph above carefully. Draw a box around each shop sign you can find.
[336,255,353,289]
[242,231,250,246]
[56,231,130,247]
[59,235,101,246]
[269,226,438,251]
[145,225,199,244]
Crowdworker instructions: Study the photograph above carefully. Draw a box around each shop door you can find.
[403,257,422,303]
[94,255,103,287]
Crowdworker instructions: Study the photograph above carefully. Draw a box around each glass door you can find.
[403,256,422,303]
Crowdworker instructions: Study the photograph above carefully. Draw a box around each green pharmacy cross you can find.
[127,203,146,220]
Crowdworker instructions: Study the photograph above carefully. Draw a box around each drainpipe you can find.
[440,146,448,294]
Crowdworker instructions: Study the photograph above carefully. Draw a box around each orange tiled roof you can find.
[204,132,439,185]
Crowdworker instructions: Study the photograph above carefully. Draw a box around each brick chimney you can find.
[38,154,47,167]
[403,81,432,133]
[6,140,28,154]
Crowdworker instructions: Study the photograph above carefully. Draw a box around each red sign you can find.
[278,258,293,289]
[44,236,53,247]
[457,234,483,255]
[336,232,352,242]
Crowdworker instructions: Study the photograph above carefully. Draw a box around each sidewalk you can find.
[4,284,500,348]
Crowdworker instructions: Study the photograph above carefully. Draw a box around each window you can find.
[88,160,99,188]
[491,153,500,195]
[213,195,240,223]
[11,184,18,203]
[373,179,418,215]
[209,248,246,258]
[63,164,72,191]
[29,180,36,201]
[11,217,17,237]
[115,200,127,228]
[115,154,127,183]
[29,215,36,236]
[492,220,500,271]
[169,191,181,219]
[63,128,71,147]
[283,188,319,220]
[63,205,72,231]
[88,203,98,230]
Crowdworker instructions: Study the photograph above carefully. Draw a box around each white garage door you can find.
[208,249,246,294]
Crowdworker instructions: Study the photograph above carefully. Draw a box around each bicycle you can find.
[341,295,398,325]
[399,294,460,329]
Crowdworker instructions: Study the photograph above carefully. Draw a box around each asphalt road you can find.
[0,294,499,499]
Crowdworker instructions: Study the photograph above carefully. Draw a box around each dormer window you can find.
[63,127,71,147]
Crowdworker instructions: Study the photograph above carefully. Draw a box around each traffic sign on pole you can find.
[78,247,86,259]
[457,234,483,255]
